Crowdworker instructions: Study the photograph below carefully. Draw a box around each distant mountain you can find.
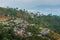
[33,5,60,9]
[29,5,60,16]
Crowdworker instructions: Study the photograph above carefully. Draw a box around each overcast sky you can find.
[0,0,60,15]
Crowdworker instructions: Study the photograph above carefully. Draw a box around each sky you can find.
[0,0,60,15]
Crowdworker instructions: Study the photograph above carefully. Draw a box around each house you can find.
[39,27,43,29]
[26,32,32,36]
[2,22,9,25]
[40,28,50,35]
[13,27,25,37]
[20,20,29,28]
[29,24,35,26]
[16,29,24,36]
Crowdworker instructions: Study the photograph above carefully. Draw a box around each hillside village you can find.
[0,7,60,40]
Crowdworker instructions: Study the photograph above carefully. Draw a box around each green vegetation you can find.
[0,7,60,40]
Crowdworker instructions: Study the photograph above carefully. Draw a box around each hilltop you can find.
[0,7,60,40]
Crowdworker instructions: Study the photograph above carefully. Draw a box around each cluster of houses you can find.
[0,18,50,37]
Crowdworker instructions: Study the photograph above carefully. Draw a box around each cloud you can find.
[0,0,60,9]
